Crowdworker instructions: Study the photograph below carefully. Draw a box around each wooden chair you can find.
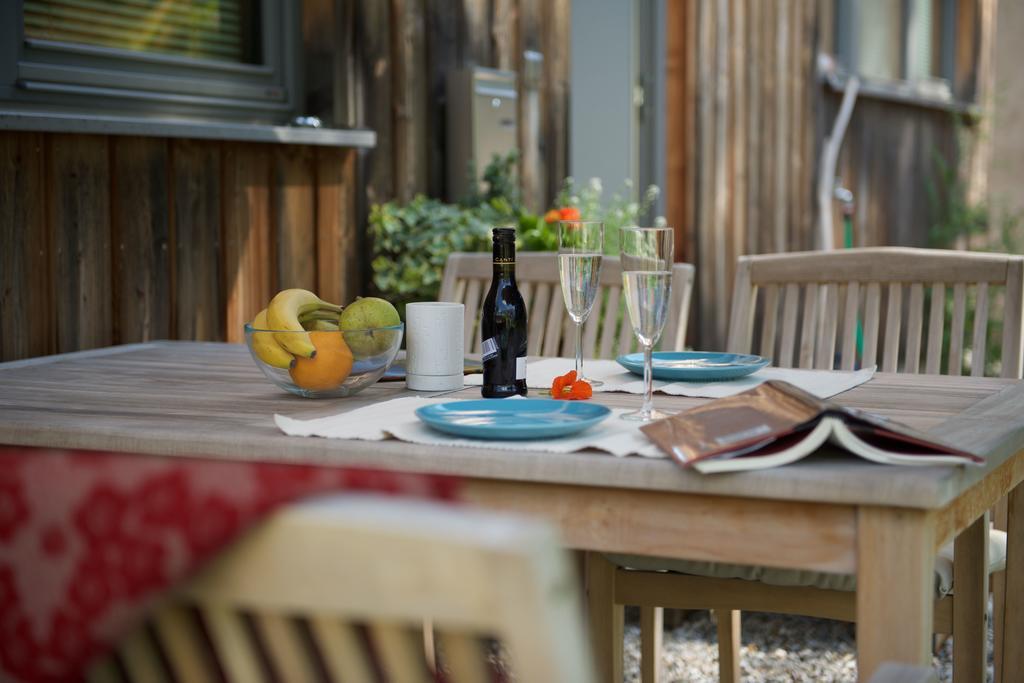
[88,495,594,683]
[595,247,1024,683]
[727,247,1024,376]
[439,252,696,357]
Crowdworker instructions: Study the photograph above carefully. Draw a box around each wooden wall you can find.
[305,0,571,212]
[667,0,821,348]
[0,132,358,361]
[666,0,996,350]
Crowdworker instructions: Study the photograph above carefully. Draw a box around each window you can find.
[835,0,956,100]
[0,1,299,123]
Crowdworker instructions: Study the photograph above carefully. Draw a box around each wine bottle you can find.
[481,227,528,398]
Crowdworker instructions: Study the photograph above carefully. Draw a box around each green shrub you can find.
[368,196,494,314]
[368,151,666,313]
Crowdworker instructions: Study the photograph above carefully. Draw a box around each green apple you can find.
[338,297,401,356]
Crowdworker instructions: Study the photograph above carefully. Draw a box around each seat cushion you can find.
[606,528,1006,598]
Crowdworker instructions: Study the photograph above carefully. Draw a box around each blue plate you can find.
[616,351,770,382]
[415,399,611,440]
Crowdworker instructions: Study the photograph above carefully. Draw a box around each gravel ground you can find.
[621,608,994,682]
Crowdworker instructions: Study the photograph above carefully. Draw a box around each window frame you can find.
[0,0,301,124]
[834,0,958,101]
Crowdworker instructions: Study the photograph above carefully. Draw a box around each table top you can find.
[1,341,1023,510]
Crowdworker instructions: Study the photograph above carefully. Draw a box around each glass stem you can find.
[575,321,584,379]
[642,343,654,418]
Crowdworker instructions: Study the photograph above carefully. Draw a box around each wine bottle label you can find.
[481,337,499,362]
[516,357,527,380]
[493,256,515,264]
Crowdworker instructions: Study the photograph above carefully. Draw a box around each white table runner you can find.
[464,358,875,399]
[275,396,665,458]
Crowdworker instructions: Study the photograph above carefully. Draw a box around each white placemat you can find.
[275,396,665,458]
[464,358,875,399]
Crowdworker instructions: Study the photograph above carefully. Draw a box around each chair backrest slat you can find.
[948,282,967,375]
[582,302,601,358]
[542,286,565,356]
[816,283,840,369]
[598,286,622,358]
[1002,259,1024,377]
[904,283,925,373]
[309,616,376,683]
[439,253,695,358]
[882,283,903,373]
[840,281,860,370]
[726,259,754,353]
[257,613,321,682]
[727,247,1024,378]
[925,282,946,374]
[371,622,434,683]
[153,604,217,683]
[778,283,800,368]
[972,282,990,377]
[202,606,266,683]
[798,283,819,369]
[438,631,492,683]
[618,294,636,354]
[527,283,551,355]
[119,625,171,683]
[759,284,779,359]
[461,279,483,355]
[862,281,882,368]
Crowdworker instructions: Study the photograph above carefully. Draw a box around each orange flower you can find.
[559,207,581,221]
[544,209,562,223]
[550,370,593,400]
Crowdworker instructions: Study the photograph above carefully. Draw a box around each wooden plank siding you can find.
[0,131,360,360]
[668,0,995,349]
[668,0,822,349]
[346,0,570,208]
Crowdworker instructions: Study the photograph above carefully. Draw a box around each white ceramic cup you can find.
[405,302,465,391]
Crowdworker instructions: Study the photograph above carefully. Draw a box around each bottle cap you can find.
[492,227,516,241]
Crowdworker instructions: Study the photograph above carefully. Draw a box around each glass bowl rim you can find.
[244,322,405,334]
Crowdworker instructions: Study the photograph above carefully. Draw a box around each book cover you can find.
[640,380,982,471]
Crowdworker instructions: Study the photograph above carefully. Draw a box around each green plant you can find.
[520,177,664,254]
[368,196,492,314]
[368,150,668,313]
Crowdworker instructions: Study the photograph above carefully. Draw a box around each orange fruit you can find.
[289,331,354,390]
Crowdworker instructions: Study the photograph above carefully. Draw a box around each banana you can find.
[251,309,296,369]
[298,309,341,325]
[303,319,340,332]
[266,289,342,358]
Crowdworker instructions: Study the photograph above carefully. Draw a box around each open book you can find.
[641,380,983,473]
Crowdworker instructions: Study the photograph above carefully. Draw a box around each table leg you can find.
[992,496,1007,683]
[640,606,662,683]
[952,512,989,683]
[856,507,935,682]
[1001,484,1024,681]
[585,552,623,683]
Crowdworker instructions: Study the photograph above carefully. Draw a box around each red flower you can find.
[559,207,581,221]
[550,370,594,400]
[543,209,561,223]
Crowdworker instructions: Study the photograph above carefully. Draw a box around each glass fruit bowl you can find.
[244,323,404,398]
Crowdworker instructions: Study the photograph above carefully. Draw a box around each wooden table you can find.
[2,341,1023,682]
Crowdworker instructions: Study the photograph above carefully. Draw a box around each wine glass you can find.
[558,220,604,386]
[620,227,674,421]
